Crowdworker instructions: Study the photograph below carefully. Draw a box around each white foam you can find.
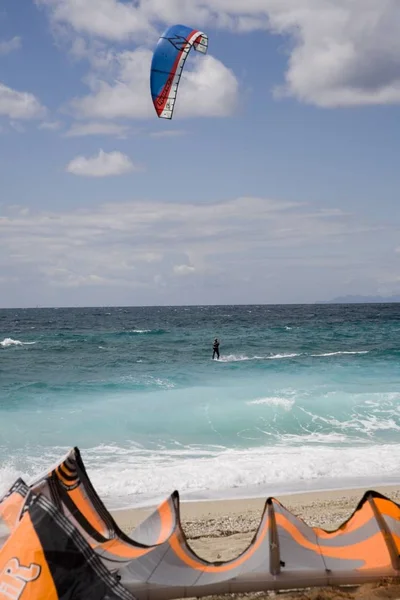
[297,407,400,437]
[132,330,151,334]
[216,351,367,362]
[218,353,299,362]
[278,432,351,444]
[311,351,369,357]
[154,377,175,389]
[79,443,400,507]
[0,338,36,348]
[218,354,263,362]
[247,396,295,411]
[0,462,32,493]
[268,353,300,360]
[3,441,400,509]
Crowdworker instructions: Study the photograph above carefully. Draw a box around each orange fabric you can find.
[0,493,25,532]
[51,459,109,538]
[0,513,57,600]
[96,501,175,559]
[67,486,108,537]
[169,515,270,573]
[100,539,151,560]
[275,513,392,570]
[55,463,76,486]
[374,497,400,521]
[156,501,174,544]
[314,502,374,539]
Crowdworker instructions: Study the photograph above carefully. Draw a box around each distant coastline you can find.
[316,295,400,304]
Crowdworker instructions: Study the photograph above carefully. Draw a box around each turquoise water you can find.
[1,304,400,507]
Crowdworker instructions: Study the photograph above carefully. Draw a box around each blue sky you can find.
[1,0,400,307]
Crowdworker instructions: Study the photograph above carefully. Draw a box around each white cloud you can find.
[177,55,239,118]
[269,0,400,107]
[0,83,46,119]
[65,121,130,137]
[38,120,62,130]
[36,0,154,41]
[174,264,195,276]
[35,0,268,40]
[37,0,400,108]
[1,194,397,307]
[0,36,21,56]
[66,149,140,177]
[71,49,238,120]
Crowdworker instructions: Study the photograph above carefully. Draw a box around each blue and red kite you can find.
[150,24,208,119]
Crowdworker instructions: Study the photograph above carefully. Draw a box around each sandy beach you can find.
[112,485,400,600]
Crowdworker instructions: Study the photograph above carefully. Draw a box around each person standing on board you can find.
[212,338,220,360]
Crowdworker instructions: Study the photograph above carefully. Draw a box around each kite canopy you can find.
[150,24,208,119]
[2,447,400,600]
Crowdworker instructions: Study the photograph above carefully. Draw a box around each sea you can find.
[1,304,400,509]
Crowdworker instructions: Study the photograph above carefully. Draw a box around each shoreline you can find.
[109,478,400,515]
[111,482,400,532]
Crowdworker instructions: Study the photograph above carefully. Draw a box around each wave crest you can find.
[247,396,295,411]
[1,337,36,348]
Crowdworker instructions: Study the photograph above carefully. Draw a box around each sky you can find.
[1,0,400,308]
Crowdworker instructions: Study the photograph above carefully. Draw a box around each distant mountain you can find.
[316,295,400,304]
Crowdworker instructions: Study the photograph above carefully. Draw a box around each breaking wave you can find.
[1,337,36,348]
[247,396,295,411]
[3,441,400,509]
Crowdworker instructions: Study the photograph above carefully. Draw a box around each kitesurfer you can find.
[212,338,220,360]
